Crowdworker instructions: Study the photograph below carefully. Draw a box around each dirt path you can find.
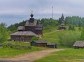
[0,49,64,62]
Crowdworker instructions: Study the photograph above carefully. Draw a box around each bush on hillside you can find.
[58,31,81,47]
[68,25,75,30]
[80,28,84,40]
[3,42,32,50]
[0,23,9,43]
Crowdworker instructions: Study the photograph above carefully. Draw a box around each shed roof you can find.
[11,31,38,37]
[17,26,25,31]
[34,40,47,43]
[47,43,56,45]
[25,20,37,26]
[73,41,84,47]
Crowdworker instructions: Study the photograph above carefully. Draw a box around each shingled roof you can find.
[11,31,38,37]
[25,20,37,26]
[47,43,56,45]
[17,26,25,31]
[73,41,84,47]
[34,40,47,43]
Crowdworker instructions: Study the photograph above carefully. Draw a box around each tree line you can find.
[1,15,84,45]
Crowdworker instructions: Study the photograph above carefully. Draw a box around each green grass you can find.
[43,30,81,42]
[0,47,45,58]
[35,28,83,62]
[42,30,59,43]
[0,41,45,58]
[3,41,31,46]
[35,48,84,62]
[41,30,81,47]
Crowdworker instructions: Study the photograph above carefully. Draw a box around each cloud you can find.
[0,0,84,25]
[0,0,83,16]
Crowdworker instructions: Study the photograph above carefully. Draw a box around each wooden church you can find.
[58,14,66,30]
[11,14,43,41]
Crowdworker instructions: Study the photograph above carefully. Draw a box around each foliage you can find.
[32,37,39,41]
[7,20,26,32]
[58,31,81,47]
[42,30,81,47]
[80,28,84,40]
[3,41,31,49]
[65,16,83,27]
[68,25,75,30]
[0,23,9,43]
[40,18,58,28]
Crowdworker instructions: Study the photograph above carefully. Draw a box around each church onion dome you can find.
[17,26,25,31]
[25,14,37,26]
[30,14,34,18]
[29,14,34,23]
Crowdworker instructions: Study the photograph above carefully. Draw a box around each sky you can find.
[0,0,84,26]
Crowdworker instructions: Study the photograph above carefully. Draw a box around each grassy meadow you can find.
[35,28,84,62]
[42,29,81,47]
[0,41,45,58]
[0,27,82,59]
[35,48,84,62]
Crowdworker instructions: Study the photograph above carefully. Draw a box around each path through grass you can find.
[35,48,84,62]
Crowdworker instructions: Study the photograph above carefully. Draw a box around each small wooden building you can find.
[31,40,57,48]
[58,14,67,30]
[31,40,47,47]
[47,43,57,48]
[58,23,66,30]
[73,41,84,48]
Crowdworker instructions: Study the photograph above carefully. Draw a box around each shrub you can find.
[80,28,84,40]
[58,31,81,47]
[0,23,9,43]
[32,37,39,41]
[69,25,75,30]
[3,42,32,50]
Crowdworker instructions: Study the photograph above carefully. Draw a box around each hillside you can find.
[7,18,58,32]
[42,29,81,47]
[7,17,83,47]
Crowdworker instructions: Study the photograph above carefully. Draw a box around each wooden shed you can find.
[47,43,57,48]
[73,41,84,48]
[58,24,66,30]
[31,40,57,48]
[31,40,47,47]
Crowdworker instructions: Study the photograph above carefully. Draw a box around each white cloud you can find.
[0,0,84,25]
[0,0,83,16]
